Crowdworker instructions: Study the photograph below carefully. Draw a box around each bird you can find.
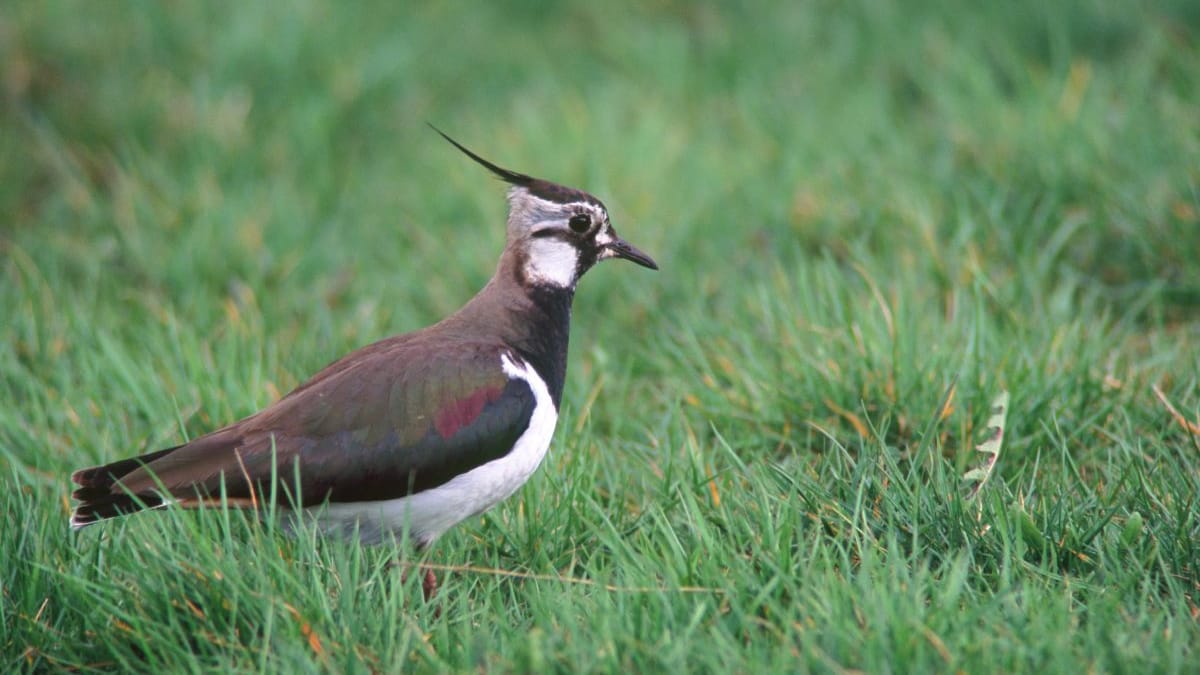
[69,128,657,598]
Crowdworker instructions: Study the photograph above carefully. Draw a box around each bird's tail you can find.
[69,446,179,528]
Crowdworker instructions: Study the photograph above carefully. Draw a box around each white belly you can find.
[305,352,557,546]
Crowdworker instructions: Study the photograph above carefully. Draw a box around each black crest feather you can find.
[430,125,606,208]
[429,124,533,187]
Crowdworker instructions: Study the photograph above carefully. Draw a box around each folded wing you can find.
[71,338,535,526]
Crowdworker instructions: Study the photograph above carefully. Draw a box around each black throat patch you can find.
[510,284,574,407]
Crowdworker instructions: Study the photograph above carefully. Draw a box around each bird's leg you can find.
[392,558,440,604]
[422,566,438,602]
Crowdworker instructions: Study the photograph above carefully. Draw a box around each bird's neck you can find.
[509,284,573,407]
[445,248,575,407]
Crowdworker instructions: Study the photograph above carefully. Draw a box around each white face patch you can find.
[593,225,619,262]
[593,225,615,247]
[525,237,580,287]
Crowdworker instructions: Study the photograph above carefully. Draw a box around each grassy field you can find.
[3,0,1199,671]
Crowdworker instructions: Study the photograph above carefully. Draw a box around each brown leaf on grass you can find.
[823,397,868,437]
[705,464,721,508]
[284,604,325,659]
[185,600,205,620]
[939,382,957,421]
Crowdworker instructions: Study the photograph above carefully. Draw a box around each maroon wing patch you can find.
[434,384,507,439]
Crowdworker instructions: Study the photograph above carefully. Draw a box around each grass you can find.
[3,0,1199,671]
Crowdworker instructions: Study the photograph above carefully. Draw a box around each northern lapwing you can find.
[69,129,657,597]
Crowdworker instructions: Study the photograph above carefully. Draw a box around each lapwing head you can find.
[433,128,658,290]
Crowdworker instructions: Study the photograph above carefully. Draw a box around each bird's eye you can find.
[568,214,591,233]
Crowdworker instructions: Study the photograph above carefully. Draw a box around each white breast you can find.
[307,352,558,546]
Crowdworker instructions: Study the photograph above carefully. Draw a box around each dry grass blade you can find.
[398,562,726,595]
[1152,384,1200,436]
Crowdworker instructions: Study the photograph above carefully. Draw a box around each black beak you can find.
[606,237,658,270]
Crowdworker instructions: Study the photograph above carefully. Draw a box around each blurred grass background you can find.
[3,0,1199,671]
